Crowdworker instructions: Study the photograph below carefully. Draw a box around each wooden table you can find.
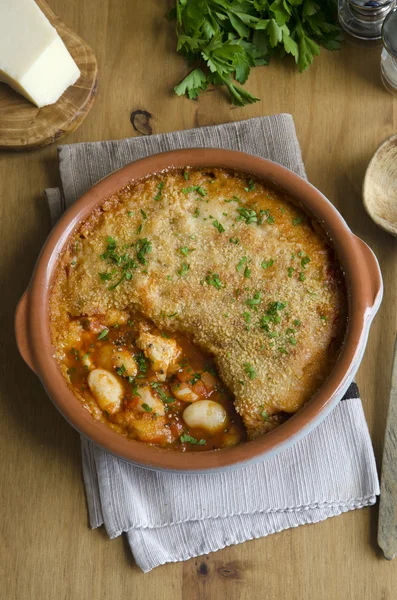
[1,1,397,598]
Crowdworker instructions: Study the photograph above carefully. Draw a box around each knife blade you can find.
[378,335,397,560]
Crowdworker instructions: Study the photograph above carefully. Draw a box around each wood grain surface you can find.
[0,0,98,150]
[0,1,397,598]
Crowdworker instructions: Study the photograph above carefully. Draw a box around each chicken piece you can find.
[113,411,177,446]
[136,326,181,381]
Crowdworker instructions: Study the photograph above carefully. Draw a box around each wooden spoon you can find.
[363,135,397,237]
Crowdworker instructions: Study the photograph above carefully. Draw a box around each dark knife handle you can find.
[378,336,397,560]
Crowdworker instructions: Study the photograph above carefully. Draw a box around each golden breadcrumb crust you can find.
[50,168,346,439]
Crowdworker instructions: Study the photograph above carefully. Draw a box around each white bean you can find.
[87,368,123,414]
[183,400,226,433]
[136,385,165,416]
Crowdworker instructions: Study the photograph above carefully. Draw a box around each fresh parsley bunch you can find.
[170,0,341,106]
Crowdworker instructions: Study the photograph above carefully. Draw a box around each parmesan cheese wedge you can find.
[0,0,80,108]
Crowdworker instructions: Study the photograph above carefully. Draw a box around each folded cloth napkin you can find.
[46,114,379,573]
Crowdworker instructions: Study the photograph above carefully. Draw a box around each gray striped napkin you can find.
[46,114,379,572]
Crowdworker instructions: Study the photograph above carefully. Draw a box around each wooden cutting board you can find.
[0,0,98,151]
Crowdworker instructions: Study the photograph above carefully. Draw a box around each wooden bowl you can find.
[363,135,397,238]
[14,149,383,472]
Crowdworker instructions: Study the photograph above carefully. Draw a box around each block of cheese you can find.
[0,0,80,108]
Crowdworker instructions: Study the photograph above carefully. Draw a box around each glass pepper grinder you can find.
[381,8,397,93]
[338,0,396,40]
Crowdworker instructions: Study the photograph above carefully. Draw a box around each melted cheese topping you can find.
[50,168,346,441]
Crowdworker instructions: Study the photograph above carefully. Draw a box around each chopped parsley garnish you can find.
[182,185,207,197]
[131,384,141,397]
[141,403,152,412]
[128,211,134,217]
[288,267,295,278]
[70,348,80,361]
[150,382,174,404]
[189,373,201,385]
[82,352,90,361]
[257,209,275,225]
[206,272,222,289]
[293,319,301,327]
[213,220,225,233]
[244,179,255,192]
[99,272,113,281]
[320,315,327,321]
[279,347,288,354]
[183,171,189,181]
[193,207,200,218]
[116,364,126,377]
[243,311,251,326]
[236,256,247,272]
[140,209,147,220]
[245,291,262,308]
[180,434,206,445]
[135,351,147,374]
[178,262,190,277]
[299,272,306,282]
[301,255,311,268]
[154,181,164,201]
[261,410,269,421]
[244,266,251,278]
[180,246,195,256]
[237,207,257,225]
[243,362,256,380]
[137,223,143,234]
[285,328,296,335]
[293,217,304,226]
[261,259,274,270]
[260,301,287,330]
[98,328,109,341]
[224,195,240,204]
[229,237,239,244]
[289,337,297,345]
[136,238,152,265]
[100,237,139,289]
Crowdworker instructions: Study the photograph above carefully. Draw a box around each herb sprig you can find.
[171,0,341,106]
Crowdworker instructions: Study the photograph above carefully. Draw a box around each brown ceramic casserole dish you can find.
[15,149,382,473]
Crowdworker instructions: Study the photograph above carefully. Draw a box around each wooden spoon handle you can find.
[378,336,397,560]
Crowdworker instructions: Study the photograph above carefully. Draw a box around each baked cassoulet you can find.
[50,168,347,451]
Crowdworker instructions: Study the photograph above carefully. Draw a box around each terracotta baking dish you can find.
[15,149,383,473]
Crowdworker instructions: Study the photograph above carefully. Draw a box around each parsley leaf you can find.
[206,272,222,289]
[243,362,256,380]
[212,220,225,233]
[136,238,152,265]
[170,1,341,106]
[178,262,190,277]
[180,434,206,445]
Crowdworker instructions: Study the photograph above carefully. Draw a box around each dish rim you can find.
[15,148,383,472]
